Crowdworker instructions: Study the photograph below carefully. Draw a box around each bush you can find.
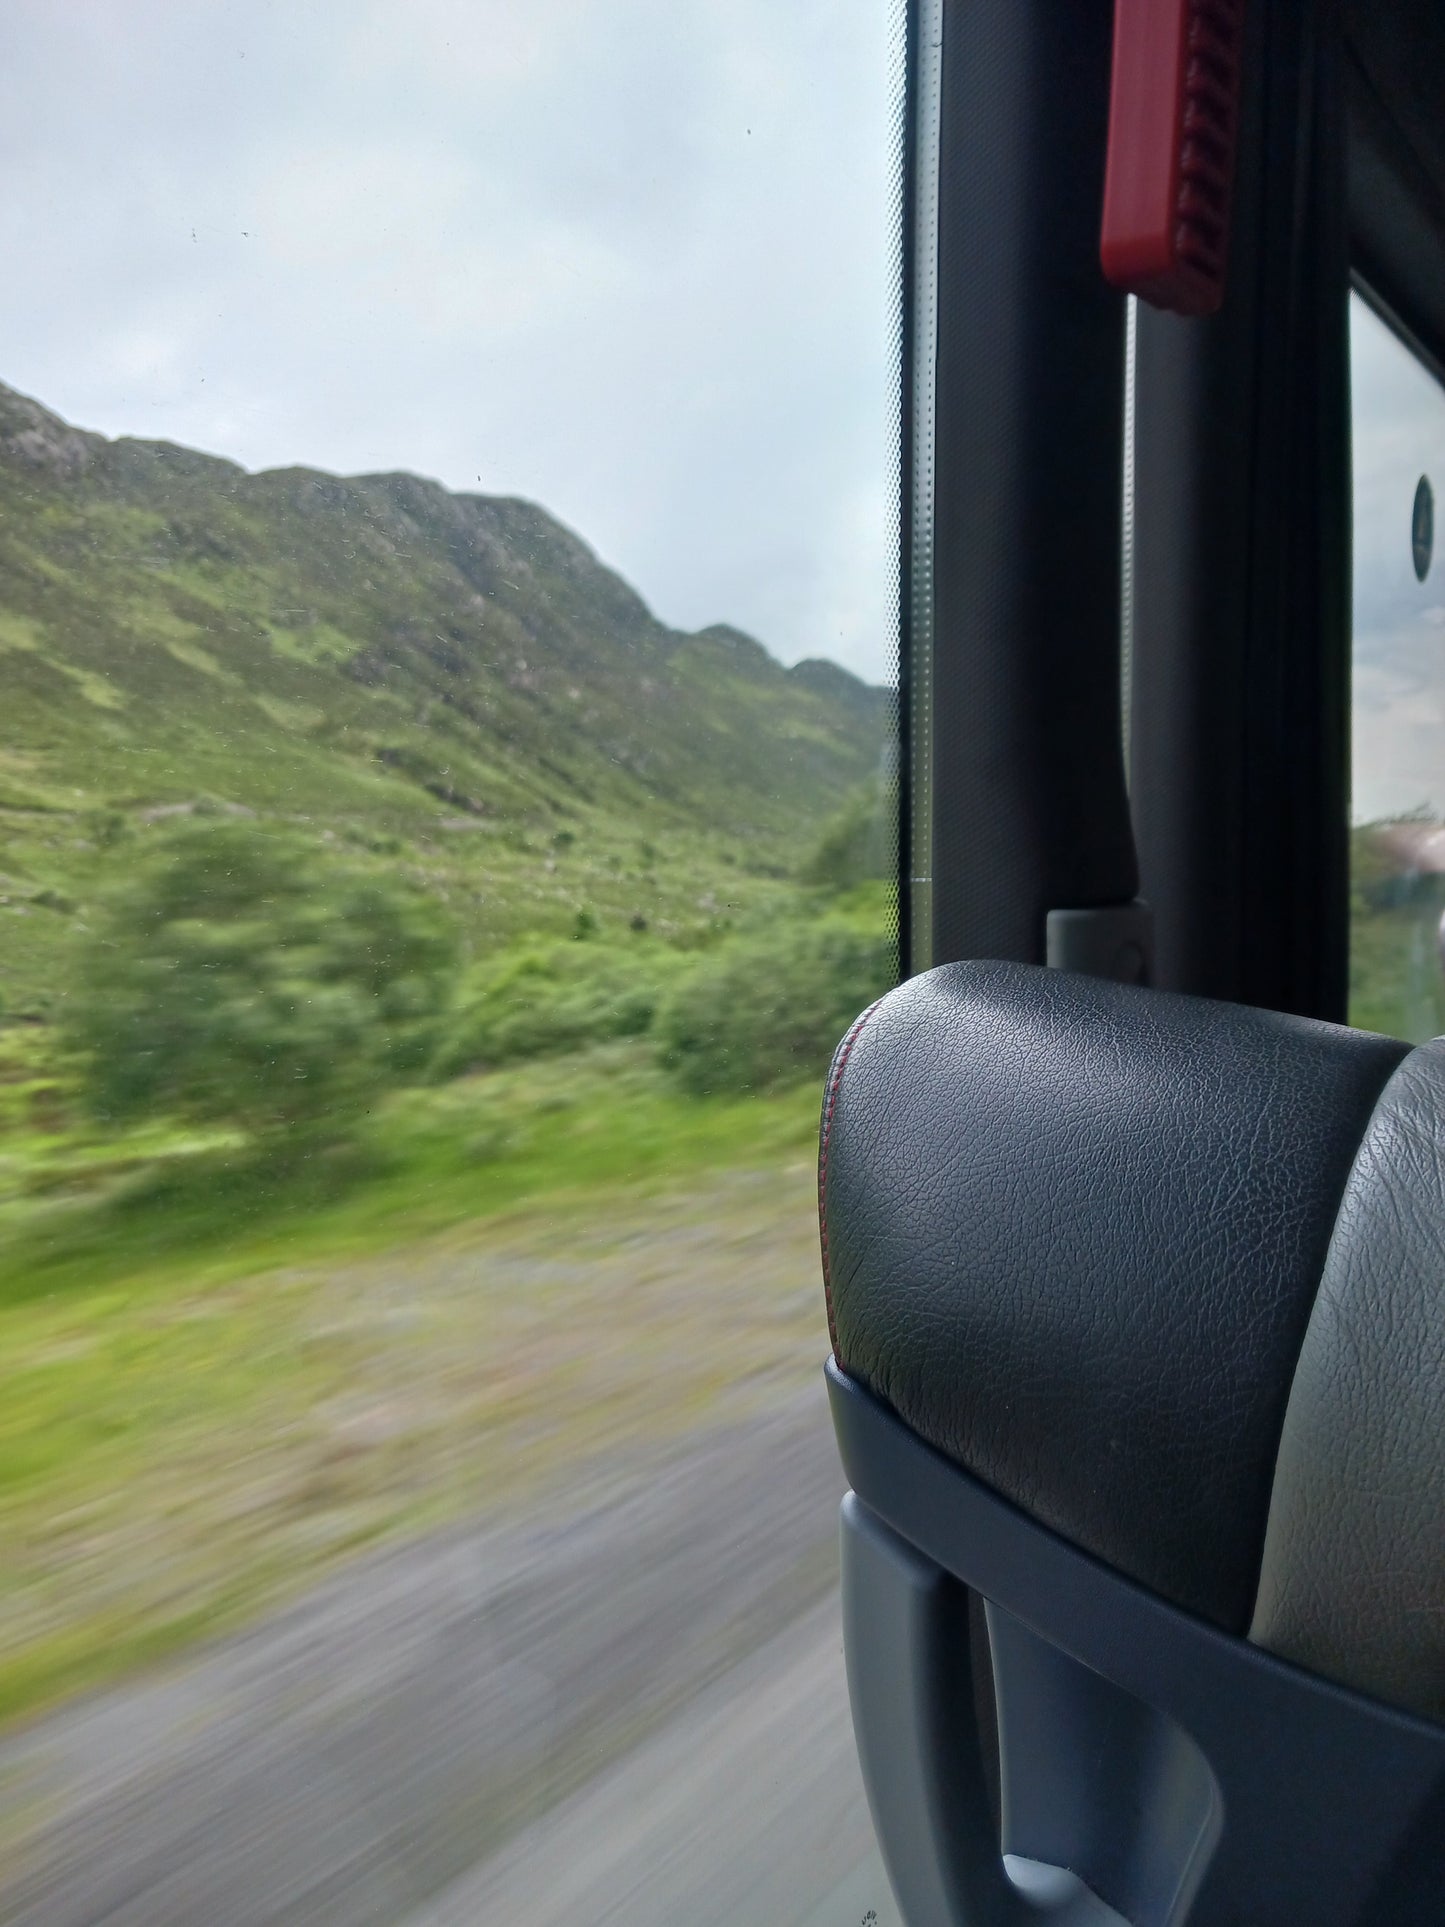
[433,942,689,1077]
[66,821,458,1143]
[803,783,897,890]
[654,922,895,1096]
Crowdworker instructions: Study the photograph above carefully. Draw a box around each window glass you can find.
[1350,293,1445,1042]
[0,5,902,1919]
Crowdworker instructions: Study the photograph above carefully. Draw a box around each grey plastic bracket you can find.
[842,1492,1130,1925]
[1045,900,1154,985]
[829,1358,1445,1926]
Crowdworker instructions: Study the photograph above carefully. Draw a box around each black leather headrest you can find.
[819,962,1408,1639]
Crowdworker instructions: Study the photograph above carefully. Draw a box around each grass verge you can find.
[0,1049,826,1729]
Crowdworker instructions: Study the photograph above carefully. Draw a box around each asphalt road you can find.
[410,1599,901,1927]
[0,1381,899,1925]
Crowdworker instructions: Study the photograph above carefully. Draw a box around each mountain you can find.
[0,380,891,1006]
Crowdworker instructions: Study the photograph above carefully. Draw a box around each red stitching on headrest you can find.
[819,998,887,1364]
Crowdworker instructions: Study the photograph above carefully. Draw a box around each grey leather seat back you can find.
[822,960,1418,1660]
[823,963,1445,1924]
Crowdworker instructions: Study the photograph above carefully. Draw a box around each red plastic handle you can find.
[1100,0,1246,317]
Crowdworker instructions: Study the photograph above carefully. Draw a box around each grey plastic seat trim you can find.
[830,1358,1445,1926]
[1250,1035,1445,1721]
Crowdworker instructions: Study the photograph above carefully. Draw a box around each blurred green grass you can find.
[0,823,892,1730]
[1,1043,827,1300]
[0,1046,830,1728]
[1349,822,1445,1043]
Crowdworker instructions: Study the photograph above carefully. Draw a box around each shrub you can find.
[86,809,128,849]
[654,922,895,1096]
[66,820,458,1144]
[802,783,897,890]
[433,942,688,1077]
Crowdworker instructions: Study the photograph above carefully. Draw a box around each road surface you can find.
[0,1383,899,1925]
[410,1598,900,1927]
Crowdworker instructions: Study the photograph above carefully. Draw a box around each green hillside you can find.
[0,378,889,1010]
[0,378,897,1728]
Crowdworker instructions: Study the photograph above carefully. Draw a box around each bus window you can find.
[0,4,902,1918]
[1349,291,1445,1042]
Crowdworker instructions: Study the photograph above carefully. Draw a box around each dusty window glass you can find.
[0,4,902,1919]
[1349,293,1445,1043]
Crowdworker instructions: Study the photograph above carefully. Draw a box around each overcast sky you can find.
[3,4,1438,756]
[0,0,895,682]
[1350,295,1445,822]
